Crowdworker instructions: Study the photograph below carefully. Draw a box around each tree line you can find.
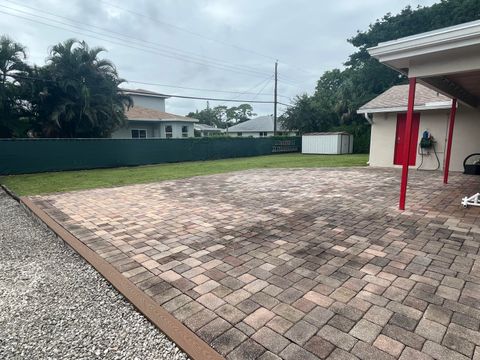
[187,102,256,129]
[0,35,259,138]
[0,37,131,138]
[280,0,480,153]
[2,0,479,142]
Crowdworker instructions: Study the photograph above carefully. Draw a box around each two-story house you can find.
[111,89,198,139]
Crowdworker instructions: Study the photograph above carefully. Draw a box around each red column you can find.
[399,78,417,210]
[443,99,457,184]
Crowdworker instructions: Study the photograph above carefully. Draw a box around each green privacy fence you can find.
[0,137,301,175]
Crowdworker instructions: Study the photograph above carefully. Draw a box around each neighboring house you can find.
[111,89,198,139]
[194,123,224,137]
[358,83,478,171]
[226,115,297,137]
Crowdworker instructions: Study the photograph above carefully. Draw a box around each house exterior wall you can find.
[130,94,166,112]
[368,105,480,172]
[111,121,194,139]
[450,105,480,172]
[158,122,194,138]
[111,121,156,139]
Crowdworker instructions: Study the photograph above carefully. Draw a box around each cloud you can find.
[0,0,439,116]
[201,1,244,27]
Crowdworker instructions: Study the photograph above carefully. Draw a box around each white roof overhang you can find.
[357,101,452,114]
[368,20,480,108]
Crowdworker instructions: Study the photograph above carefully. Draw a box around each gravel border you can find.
[0,189,189,360]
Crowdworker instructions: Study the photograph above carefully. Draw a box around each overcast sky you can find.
[1,0,438,116]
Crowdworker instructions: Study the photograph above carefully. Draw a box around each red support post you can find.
[443,98,457,184]
[399,77,417,210]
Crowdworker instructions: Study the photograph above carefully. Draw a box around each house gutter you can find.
[363,113,373,124]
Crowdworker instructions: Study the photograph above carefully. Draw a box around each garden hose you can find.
[417,142,440,171]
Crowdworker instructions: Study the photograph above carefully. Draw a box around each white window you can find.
[237,132,243,137]
[182,125,189,138]
[259,132,268,137]
[131,129,147,139]
[165,125,173,138]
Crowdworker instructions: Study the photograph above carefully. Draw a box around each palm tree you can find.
[0,35,28,137]
[0,35,27,85]
[36,39,132,137]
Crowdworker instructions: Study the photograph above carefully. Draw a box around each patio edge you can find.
[20,196,224,360]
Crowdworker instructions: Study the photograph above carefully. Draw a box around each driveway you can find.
[30,168,480,359]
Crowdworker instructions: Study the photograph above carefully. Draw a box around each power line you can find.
[3,0,272,78]
[228,75,273,101]
[251,77,273,101]
[277,78,309,90]
[2,1,319,85]
[97,0,319,79]
[153,93,290,105]
[1,1,308,99]
[0,6,271,78]
[98,0,277,62]
[9,74,293,106]
[278,61,319,77]
[0,4,269,78]
[127,79,291,99]
[277,74,306,86]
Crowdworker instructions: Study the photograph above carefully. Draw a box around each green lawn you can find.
[0,153,368,196]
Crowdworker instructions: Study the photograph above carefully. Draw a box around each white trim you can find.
[128,118,198,123]
[181,125,189,138]
[368,20,480,63]
[164,124,173,139]
[131,128,148,139]
[160,118,198,122]
[363,113,373,124]
[122,90,169,99]
[357,102,452,114]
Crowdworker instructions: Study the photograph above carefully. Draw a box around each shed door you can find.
[394,113,420,166]
[340,135,350,154]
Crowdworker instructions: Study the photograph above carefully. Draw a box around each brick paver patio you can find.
[31,168,480,360]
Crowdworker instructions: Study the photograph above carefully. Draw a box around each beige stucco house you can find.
[358,19,480,209]
[358,83,480,172]
[111,89,198,139]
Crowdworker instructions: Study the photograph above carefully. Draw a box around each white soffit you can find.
[357,102,452,115]
[368,20,480,69]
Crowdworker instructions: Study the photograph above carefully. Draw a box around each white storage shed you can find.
[302,132,354,154]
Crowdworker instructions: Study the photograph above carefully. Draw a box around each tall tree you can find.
[280,94,333,134]
[187,101,219,126]
[281,0,480,153]
[0,35,29,137]
[30,39,132,137]
[225,104,256,125]
[187,103,256,128]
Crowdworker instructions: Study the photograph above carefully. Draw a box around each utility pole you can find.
[273,60,278,136]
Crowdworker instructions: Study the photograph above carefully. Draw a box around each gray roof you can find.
[194,123,223,132]
[358,84,451,113]
[121,88,169,99]
[226,115,289,132]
